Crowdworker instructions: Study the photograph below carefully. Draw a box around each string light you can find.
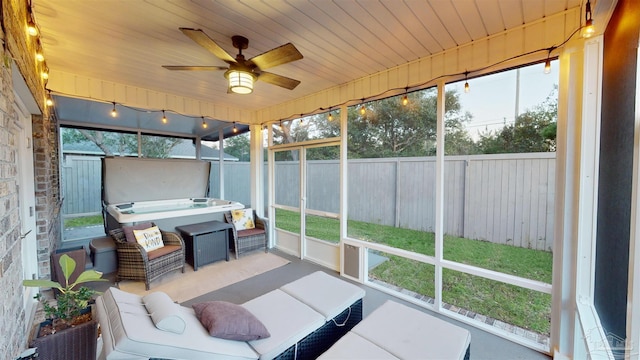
[27,6,39,37]
[202,116,207,129]
[232,121,238,133]
[464,71,470,93]
[328,112,333,122]
[27,18,38,37]
[35,47,44,62]
[359,99,366,116]
[41,66,49,80]
[583,0,595,38]
[544,58,551,74]
[161,110,167,124]
[45,91,53,107]
[110,102,117,117]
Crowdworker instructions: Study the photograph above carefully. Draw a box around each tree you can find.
[223,133,250,161]
[477,86,557,154]
[272,111,340,161]
[347,89,471,158]
[61,128,181,158]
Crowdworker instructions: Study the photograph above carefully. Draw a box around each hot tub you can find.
[101,158,245,233]
[105,198,244,232]
[106,198,243,224]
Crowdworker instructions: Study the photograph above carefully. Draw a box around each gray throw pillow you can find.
[192,301,270,341]
[122,222,154,243]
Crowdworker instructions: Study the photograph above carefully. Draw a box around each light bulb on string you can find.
[544,58,551,74]
[202,117,207,129]
[464,71,470,93]
[45,91,53,107]
[27,19,38,37]
[161,110,167,124]
[583,0,595,38]
[35,48,44,62]
[232,122,238,133]
[110,102,117,118]
[328,112,333,122]
[402,87,409,106]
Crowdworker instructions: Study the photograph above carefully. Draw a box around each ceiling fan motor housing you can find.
[231,35,249,50]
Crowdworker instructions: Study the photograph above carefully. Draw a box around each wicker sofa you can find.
[95,271,365,360]
[224,210,268,259]
[109,225,185,290]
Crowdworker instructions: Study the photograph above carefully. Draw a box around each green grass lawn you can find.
[68,209,553,335]
[276,208,552,335]
[64,214,103,229]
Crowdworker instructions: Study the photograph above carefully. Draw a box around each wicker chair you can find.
[224,210,269,259]
[109,226,185,290]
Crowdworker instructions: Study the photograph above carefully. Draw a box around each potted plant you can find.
[23,253,107,360]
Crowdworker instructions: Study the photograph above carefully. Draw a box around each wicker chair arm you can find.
[255,213,268,231]
[160,230,185,247]
[224,212,239,241]
[115,240,150,263]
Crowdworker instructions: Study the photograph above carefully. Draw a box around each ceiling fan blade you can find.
[258,71,301,90]
[163,65,227,71]
[179,27,236,63]
[249,43,303,70]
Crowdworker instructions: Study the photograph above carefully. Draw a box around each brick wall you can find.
[0,0,60,358]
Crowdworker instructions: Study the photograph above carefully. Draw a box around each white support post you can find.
[339,105,351,278]
[434,80,446,311]
[195,136,202,160]
[250,124,264,217]
[219,129,225,200]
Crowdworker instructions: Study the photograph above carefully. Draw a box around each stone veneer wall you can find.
[0,0,60,358]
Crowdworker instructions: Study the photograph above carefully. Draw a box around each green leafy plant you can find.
[23,254,107,327]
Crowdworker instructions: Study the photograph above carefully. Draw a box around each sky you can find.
[446,60,559,139]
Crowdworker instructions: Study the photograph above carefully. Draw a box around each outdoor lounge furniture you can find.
[224,209,268,259]
[109,225,185,290]
[318,300,471,360]
[95,271,365,360]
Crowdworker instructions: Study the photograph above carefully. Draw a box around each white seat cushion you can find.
[243,289,325,360]
[318,332,398,359]
[352,300,471,360]
[280,271,365,320]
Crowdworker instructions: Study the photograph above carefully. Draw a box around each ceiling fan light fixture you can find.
[225,69,255,94]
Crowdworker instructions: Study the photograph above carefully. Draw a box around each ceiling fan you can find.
[163,28,303,94]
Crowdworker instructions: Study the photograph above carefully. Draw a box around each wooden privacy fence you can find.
[62,156,102,216]
[62,153,555,251]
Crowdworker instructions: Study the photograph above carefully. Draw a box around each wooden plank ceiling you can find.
[32,0,581,135]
